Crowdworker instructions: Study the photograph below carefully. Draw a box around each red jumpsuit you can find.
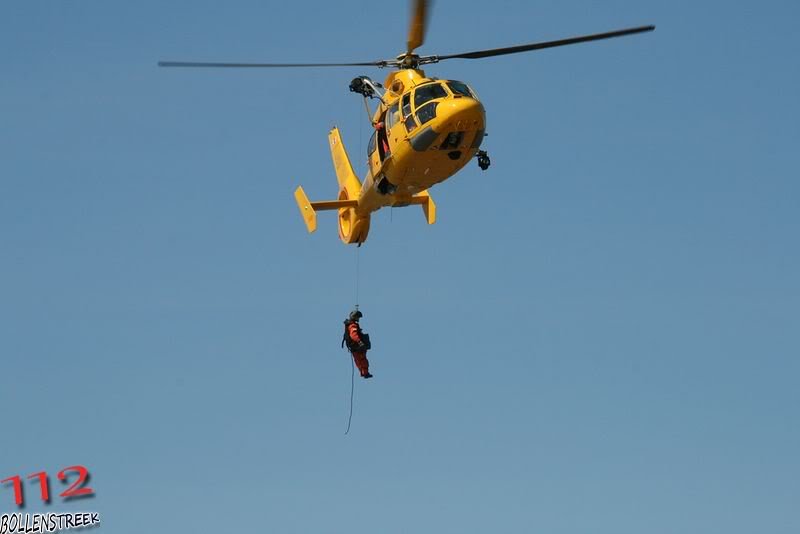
[347,321,370,377]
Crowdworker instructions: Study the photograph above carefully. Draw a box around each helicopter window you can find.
[401,93,412,117]
[404,114,418,133]
[447,80,474,98]
[367,131,377,156]
[416,102,438,125]
[414,83,447,108]
[386,103,400,129]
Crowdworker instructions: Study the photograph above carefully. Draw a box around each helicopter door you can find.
[376,111,390,162]
[367,130,377,159]
[367,126,384,178]
[385,102,402,148]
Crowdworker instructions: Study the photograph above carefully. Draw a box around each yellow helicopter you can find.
[160,1,654,245]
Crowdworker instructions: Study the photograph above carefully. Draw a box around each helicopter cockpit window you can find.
[404,114,418,133]
[386,103,400,129]
[367,131,377,156]
[401,93,412,118]
[414,83,447,108]
[416,102,438,126]
[447,80,474,98]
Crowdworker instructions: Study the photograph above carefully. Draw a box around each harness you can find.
[342,320,371,351]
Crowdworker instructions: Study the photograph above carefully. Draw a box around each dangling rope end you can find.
[344,354,355,435]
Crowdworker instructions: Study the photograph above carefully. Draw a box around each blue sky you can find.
[1,1,798,532]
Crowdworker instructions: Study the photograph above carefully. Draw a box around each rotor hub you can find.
[396,53,419,69]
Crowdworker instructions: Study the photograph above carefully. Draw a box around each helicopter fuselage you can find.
[354,69,486,217]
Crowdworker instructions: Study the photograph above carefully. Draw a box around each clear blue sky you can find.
[2,1,798,532]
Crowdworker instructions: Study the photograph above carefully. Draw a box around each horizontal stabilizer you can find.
[311,199,359,210]
[408,190,436,225]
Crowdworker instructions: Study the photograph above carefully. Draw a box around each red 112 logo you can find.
[2,466,94,506]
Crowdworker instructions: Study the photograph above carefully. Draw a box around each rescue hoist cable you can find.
[345,101,363,436]
[355,246,360,307]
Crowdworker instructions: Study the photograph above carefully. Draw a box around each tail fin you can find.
[329,127,362,201]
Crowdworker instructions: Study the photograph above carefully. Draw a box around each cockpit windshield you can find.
[414,83,448,108]
[447,80,475,99]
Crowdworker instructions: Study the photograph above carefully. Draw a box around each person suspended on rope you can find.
[342,309,372,379]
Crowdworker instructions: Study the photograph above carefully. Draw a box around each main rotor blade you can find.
[158,60,388,68]
[435,25,655,61]
[407,0,430,55]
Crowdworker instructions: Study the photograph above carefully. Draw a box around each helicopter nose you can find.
[439,97,485,132]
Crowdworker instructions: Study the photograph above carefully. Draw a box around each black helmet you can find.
[349,310,363,321]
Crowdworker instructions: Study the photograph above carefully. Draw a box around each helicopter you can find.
[159,1,654,245]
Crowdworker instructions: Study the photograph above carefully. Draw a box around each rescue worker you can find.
[375,121,390,160]
[343,309,372,379]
